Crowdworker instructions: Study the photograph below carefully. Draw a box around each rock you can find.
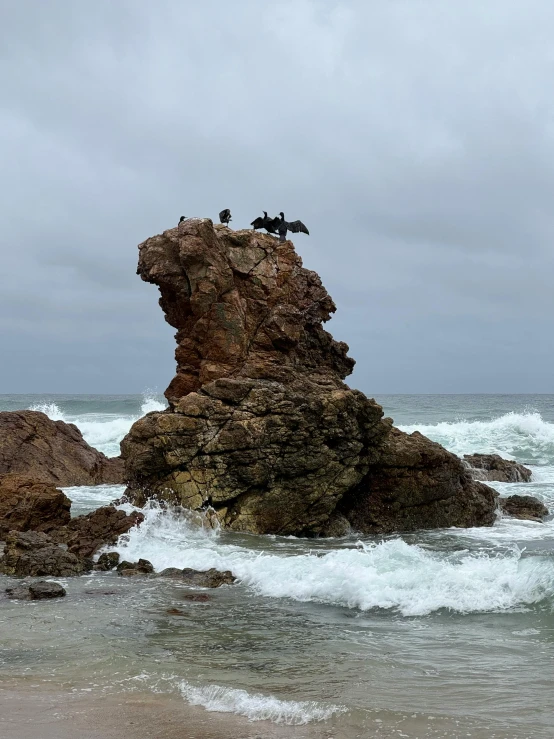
[0,410,125,486]
[180,568,236,588]
[29,581,66,599]
[94,551,120,571]
[120,220,498,536]
[499,495,549,521]
[158,566,235,587]
[341,430,498,533]
[0,531,91,577]
[463,454,533,483]
[0,474,71,538]
[116,558,154,576]
[51,507,144,558]
[5,583,32,600]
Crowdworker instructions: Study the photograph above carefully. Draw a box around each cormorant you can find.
[277,212,309,242]
[179,216,186,223]
[219,209,232,226]
[251,211,269,230]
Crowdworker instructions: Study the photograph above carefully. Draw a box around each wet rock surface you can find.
[94,551,120,571]
[463,454,533,483]
[0,531,92,577]
[499,494,549,521]
[117,558,154,576]
[29,580,67,599]
[121,219,498,536]
[158,566,236,587]
[0,410,125,486]
[51,506,144,558]
[0,474,71,537]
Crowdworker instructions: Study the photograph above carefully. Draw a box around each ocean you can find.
[1,394,554,739]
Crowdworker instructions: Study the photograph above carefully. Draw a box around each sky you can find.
[1,0,554,395]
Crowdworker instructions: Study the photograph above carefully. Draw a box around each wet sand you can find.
[0,685,335,739]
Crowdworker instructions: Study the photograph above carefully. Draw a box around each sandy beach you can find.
[0,684,333,739]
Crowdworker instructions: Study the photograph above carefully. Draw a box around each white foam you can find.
[28,393,166,457]
[111,506,554,616]
[178,681,345,724]
[399,411,554,465]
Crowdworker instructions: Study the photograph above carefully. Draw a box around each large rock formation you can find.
[0,474,71,538]
[0,410,125,486]
[121,219,497,536]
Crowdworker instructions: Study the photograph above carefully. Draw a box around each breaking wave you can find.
[28,393,166,457]
[107,504,554,617]
[179,681,345,724]
[399,411,554,465]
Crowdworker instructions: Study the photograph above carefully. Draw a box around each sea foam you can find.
[178,681,345,724]
[108,504,554,616]
[399,411,554,465]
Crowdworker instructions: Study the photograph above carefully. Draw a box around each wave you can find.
[28,393,166,457]
[399,411,554,465]
[108,505,554,617]
[179,681,345,724]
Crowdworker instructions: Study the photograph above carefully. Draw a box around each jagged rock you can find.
[0,531,91,577]
[94,551,120,571]
[158,567,185,578]
[0,410,125,486]
[121,219,498,536]
[29,581,66,599]
[463,454,532,483]
[340,430,498,533]
[0,474,71,537]
[116,558,153,576]
[50,506,144,558]
[499,495,549,521]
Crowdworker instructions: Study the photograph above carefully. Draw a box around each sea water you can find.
[1,394,553,738]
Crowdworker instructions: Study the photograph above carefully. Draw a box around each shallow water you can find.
[2,394,554,737]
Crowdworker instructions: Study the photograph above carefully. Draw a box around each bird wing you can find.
[219,209,230,221]
[287,220,309,235]
[265,217,280,233]
[251,216,265,229]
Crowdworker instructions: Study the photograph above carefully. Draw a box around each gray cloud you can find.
[1,0,553,394]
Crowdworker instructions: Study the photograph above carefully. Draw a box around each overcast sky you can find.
[1,0,553,395]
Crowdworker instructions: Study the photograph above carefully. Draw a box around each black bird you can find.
[179,216,186,223]
[219,209,232,226]
[277,212,309,242]
[250,211,269,230]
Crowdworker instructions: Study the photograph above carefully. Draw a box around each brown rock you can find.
[120,220,498,536]
[0,474,71,537]
[0,410,125,486]
[29,581,66,599]
[499,495,549,521]
[51,506,144,558]
[180,568,236,588]
[463,454,533,483]
[341,430,498,533]
[0,531,91,577]
[94,551,120,571]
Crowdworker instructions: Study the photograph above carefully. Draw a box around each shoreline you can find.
[0,683,333,739]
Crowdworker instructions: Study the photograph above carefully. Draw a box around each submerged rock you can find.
[0,474,71,538]
[5,583,33,600]
[158,566,236,588]
[463,454,532,483]
[0,531,92,577]
[121,219,497,536]
[499,495,549,521]
[0,410,125,486]
[29,581,66,599]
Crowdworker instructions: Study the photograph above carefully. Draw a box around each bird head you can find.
[279,212,285,218]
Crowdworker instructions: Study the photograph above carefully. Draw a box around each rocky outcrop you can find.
[50,506,144,558]
[340,430,498,533]
[0,531,92,577]
[463,454,532,483]
[0,474,71,537]
[0,410,125,486]
[121,219,498,536]
[117,558,154,576]
[499,495,549,521]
